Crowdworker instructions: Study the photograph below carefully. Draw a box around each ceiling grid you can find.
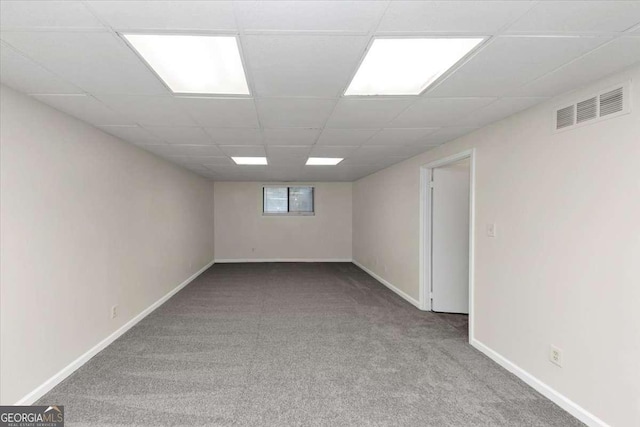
[0,0,638,181]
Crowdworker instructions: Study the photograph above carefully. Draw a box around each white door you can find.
[431,160,470,314]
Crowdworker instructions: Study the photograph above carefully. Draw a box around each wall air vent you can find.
[556,105,575,129]
[599,87,624,117]
[554,82,631,133]
[576,97,597,123]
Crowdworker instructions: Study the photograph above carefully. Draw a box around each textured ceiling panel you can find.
[0,1,105,30]
[31,94,133,126]
[242,35,368,97]
[506,1,640,33]
[87,1,237,32]
[256,98,337,128]
[377,1,532,33]
[235,1,387,33]
[1,32,168,95]
[0,44,83,95]
[427,36,611,97]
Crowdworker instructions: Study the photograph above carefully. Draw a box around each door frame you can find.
[419,148,476,342]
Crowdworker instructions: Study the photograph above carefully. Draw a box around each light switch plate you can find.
[487,223,497,237]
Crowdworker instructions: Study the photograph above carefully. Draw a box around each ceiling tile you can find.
[266,145,312,165]
[242,35,368,97]
[176,97,259,128]
[354,145,406,155]
[456,97,547,127]
[427,36,611,97]
[325,98,414,129]
[389,98,495,128]
[398,143,441,158]
[265,167,306,182]
[0,43,82,94]
[234,1,387,33]
[207,165,268,181]
[256,98,336,128]
[96,95,195,126]
[204,128,263,145]
[266,145,312,157]
[0,32,168,95]
[149,144,225,158]
[183,163,212,173]
[297,169,353,182]
[177,145,225,157]
[137,144,179,156]
[31,94,133,126]
[316,128,379,145]
[506,1,640,33]
[87,1,237,31]
[157,153,190,163]
[377,1,532,33]
[419,127,479,145]
[309,145,359,157]
[343,147,409,166]
[97,125,164,146]
[364,128,440,145]
[318,162,379,176]
[200,157,235,167]
[514,37,640,97]
[219,145,267,157]
[145,127,214,145]
[0,1,105,30]
[263,128,320,145]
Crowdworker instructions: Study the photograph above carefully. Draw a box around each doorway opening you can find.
[419,149,475,342]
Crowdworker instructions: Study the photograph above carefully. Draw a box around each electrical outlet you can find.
[487,223,497,238]
[111,305,118,319]
[549,345,562,367]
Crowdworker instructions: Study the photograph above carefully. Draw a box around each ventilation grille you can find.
[555,83,629,132]
[576,97,597,123]
[599,87,624,117]
[556,105,575,129]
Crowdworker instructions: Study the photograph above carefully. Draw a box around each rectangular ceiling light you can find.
[345,38,483,96]
[123,34,250,95]
[306,157,343,166]
[232,157,268,165]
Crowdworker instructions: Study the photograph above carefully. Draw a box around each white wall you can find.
[353,65,640,427]
[0,85,215,404]
[214,182,352,261]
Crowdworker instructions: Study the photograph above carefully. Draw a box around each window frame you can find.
[262,185,315,216]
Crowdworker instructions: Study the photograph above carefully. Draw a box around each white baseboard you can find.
[352,259,421,309]
[214,258,352,263]
[14,259,215,405]
[470,339,609,427]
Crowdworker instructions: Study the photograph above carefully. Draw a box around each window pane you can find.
[264,187,288,213]
[289,187,314,213]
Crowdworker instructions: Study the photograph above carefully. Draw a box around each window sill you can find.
[262,212,315,217]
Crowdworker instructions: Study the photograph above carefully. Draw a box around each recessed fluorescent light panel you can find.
[232,157,268,165]
[123,34,250,95]
[306,158,343,166]
[345,38,484,96]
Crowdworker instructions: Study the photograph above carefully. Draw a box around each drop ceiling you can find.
[1,1,639,182]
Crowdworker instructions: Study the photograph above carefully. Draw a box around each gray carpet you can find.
[37,263,582,426]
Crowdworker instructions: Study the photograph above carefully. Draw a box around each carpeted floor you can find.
[37,263,582,426]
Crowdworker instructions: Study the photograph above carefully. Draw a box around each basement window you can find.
[263,186,314,216]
